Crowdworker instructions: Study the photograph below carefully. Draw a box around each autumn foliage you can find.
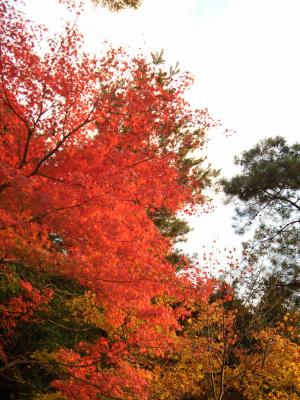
[0,1,299,399]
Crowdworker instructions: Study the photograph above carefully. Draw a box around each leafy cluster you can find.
[92,0,142,11]
[0,1,299,400]
[222,136,300,303]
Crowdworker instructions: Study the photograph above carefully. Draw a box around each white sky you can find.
[23,0,300,264]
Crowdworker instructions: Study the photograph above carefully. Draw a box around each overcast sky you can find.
[24,0,300,264]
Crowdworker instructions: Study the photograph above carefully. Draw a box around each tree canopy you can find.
[222,136,300,302]
[92,0,142,11]
[0,1,299,399]
[0,0,212,397]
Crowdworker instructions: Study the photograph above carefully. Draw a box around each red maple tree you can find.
[0,1,215,397]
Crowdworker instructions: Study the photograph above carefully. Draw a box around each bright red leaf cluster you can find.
[0,0,215,397]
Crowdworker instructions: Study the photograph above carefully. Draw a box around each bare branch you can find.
[264,189,300,212]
